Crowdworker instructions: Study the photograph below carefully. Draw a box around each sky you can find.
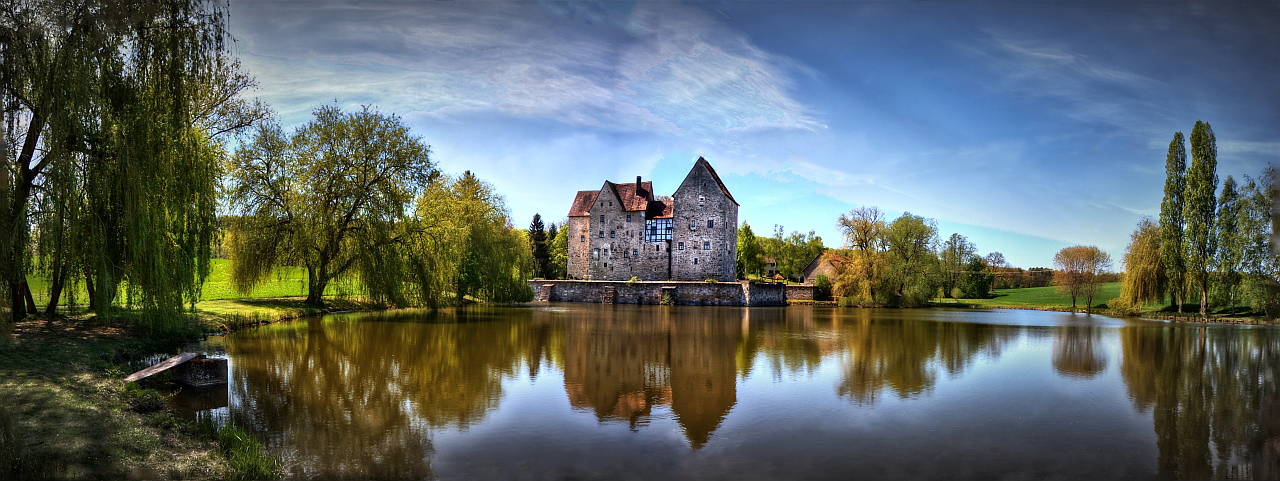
[226,0,1280,269]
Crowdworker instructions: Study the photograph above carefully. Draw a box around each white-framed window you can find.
[645,218,672,242]
[689,220,697,229]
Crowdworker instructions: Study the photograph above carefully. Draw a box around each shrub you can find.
[814,274,832,301]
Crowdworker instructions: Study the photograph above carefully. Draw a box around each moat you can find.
[177,304,1280,480]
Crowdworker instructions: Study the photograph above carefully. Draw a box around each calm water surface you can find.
[179,305,1280,480]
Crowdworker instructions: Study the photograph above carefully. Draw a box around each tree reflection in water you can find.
[212,305,1280,480]
[1121,325,1280,479]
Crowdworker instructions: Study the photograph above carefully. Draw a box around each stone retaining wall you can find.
[785,285,815,301]
[528,280,786,306]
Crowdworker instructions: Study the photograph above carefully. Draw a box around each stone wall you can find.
[785,285,815,301]
[671,162,738,281]
[567,216,591,280]
[529,280,786,306]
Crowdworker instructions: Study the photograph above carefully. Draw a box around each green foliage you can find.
[736,223,764,278]
[528,214,551,279]
[1159,132,1188,311]
[217,423,281,481]
[1184,120,1219,317]
[958,255,993,299]
[228,105,436,306]
[1237,170,1280,316]
[2,0,264,324]
[550,221,570,280]
[940,233,977,298]
[883,213,941,307]
[1213,176,1243,312]
[1119,218,1166,307]
[759,225,824,281]
[813,273,832,301]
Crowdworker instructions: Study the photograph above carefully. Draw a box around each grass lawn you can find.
[937,282,1123,310]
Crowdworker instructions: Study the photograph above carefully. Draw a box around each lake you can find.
[177,304,1280,480]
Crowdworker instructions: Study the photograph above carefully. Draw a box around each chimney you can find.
[636,175,641,187]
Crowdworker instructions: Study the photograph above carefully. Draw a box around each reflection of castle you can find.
[562,308,741,448]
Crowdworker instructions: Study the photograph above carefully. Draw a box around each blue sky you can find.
[227,0,1280,269]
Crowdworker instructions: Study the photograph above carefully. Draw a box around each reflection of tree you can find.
[1121,326,1280,479]
[835,310,1016,404]
[1052,326,1108,378]
[226,308,555,479]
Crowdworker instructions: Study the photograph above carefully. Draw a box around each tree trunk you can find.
[1199,283,1208,319]
[46,270,64,315]
[22,280,37,314]
[305,267,328,306]
[8,280,23,321]
[85,274,97,310]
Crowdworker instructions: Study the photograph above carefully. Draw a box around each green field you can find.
[24,259,349,310]
[940,282,1123,310]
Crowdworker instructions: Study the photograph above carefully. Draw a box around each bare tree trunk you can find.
[8,281,23,321]
[46,270,64,315]
[1199,279,1209,319]
[22,280,37,314]
[85,274,97,310]
[305,266,328,306]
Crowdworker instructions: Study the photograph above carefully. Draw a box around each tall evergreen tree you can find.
[528,214,549,279]
[1158,132,1188,313]
[1184,120,1218,318]
[1214,176,1243,314]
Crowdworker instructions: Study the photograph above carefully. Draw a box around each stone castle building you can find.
[566,157,738,281]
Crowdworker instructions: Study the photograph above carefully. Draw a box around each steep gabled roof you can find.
[568,190,601,217]
[695,157,737,206]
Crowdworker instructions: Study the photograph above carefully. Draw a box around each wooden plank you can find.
[123,352,200,382]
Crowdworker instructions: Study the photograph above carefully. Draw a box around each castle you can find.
[566,157,739,281]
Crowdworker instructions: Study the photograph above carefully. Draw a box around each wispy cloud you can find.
[230,0,817,135]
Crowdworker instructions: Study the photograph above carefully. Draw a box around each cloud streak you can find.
[230,0,817,135]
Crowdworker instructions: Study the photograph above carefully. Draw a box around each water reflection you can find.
[1121,326,1280,479]
[1053,325,1108,378]
[203,305,1280,480]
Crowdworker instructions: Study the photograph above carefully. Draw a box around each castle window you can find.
[599,231,604,238]
[593,249,599,259]
[678,242,684,250]
[694,258,698,265]
[704,241,711,250]
[633,249,638,256]
[609,201,612,206]
[708,220,713,228]
[690,220,696,229]
[623,250,629,258]
[610,231,615,238]
[644,218,672,242]
[604,249,609,256]
[580,235,585,242]
[627,214,632,222]
[600,215,604,222]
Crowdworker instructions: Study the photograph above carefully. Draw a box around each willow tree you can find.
[1158,132,1188,313]
[1184,121,1218,318]
[228,105,436,306]
[1118,218,1166,309]
[2,0,262,321]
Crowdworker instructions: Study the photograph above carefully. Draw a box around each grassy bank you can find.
[0,318,245,479]
[943,283,1123,310]
[0,292,379,480]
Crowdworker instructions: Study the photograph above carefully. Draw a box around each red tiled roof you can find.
[613,181,654,211]
[568,190,600,217]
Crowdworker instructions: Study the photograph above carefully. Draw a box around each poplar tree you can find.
[1158,132,1188,313]
[1184,121,1218,318]
[1214,176,1243,314]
